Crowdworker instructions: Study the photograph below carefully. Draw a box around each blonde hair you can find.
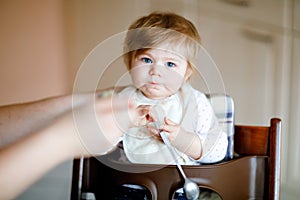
[123,11,201,76]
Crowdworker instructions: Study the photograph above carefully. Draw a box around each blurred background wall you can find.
[0,0,68,104]
[0,0,299,199]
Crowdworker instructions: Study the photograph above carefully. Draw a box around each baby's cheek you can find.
[163,82,182,98]
[163,72,184,92]
[131,75,142,88]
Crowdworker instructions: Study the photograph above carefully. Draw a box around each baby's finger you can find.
[137,105,152,113]
[146,114,155,122]
[160,124,175,133]
[164,117,177,125]
[146,125,164,142]
[146,125,160,135]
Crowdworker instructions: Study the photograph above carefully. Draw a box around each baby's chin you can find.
[141,88,176,100]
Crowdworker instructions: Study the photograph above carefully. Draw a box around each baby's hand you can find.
[133,105,154,127]
[147,117,180,142]
[160,117,180,141]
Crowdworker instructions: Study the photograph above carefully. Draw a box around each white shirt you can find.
[118,83,228,165]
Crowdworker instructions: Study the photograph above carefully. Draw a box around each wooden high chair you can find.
[70,94,281,200]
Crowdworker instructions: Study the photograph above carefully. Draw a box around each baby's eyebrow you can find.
[164,56,178,61]
[163,56,185,63]
[139,52,152,56]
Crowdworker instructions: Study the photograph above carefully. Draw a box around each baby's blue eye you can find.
[142,57,153,64]
[166,62,175,68]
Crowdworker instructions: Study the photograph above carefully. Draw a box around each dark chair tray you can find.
[78,155,267,200]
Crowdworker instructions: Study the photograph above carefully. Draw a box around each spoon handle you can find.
[159,131,187,180]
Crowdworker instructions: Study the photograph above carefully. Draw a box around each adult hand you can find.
[49,96,138,158]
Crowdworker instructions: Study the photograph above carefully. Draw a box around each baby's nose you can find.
[149,64,162,76]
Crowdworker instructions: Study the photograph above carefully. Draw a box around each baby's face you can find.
[130,46,190,100]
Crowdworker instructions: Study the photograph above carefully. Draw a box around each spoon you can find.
[151,105,200,200]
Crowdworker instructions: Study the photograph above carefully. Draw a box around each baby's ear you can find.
[184,67,193,81]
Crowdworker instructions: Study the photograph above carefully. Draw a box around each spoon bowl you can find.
[184,178,200,200]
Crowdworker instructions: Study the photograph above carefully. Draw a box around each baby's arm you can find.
[197,117,228,163]
[165,118,202,160]
[194,93,228,163]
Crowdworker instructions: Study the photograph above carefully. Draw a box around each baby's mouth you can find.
[149,81,159,85]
